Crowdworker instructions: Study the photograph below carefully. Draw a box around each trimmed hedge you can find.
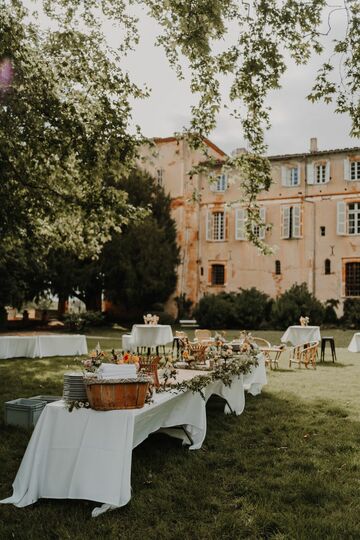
[194,283,331,330]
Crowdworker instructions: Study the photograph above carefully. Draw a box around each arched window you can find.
[275,260,281,275]
[325,259,331,275]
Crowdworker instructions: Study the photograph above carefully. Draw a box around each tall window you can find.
[345,262,360,296]
[211,264,225,285]
[325,259,331,275]
[207,211,226,241]
[275,260,281,275]
[235,207,266,240]
[315,164,327,183]
[351,161,360,181]
[215,174,228,192]
[281,165,300,187]
[289,167,299,186]
[156,169,163,186]
[210,173,228,192]
[281,205,302,239]
[348,203,360,235]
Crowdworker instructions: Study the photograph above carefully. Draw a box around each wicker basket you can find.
[85,378,150,410]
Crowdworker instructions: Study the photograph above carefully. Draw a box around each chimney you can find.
[310,138,318,153]
[231,147,247,156]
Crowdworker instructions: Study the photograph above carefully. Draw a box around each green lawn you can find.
[1,338,360,539]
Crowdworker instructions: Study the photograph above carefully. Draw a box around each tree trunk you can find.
[85,289,102,312]
[58,294,69,317]
[0,306,7,329]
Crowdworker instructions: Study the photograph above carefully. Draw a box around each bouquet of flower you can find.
[143,313,159,325]
[81,342,105,372]
[299,316,310,327]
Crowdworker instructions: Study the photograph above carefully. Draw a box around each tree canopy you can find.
[41,169,180,316]
[0,0,358,308]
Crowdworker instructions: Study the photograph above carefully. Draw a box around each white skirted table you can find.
[0,335,88,359]
[122,324,173,352]
[243,354,267,395]
[281,325,321,347]
[348,333,360,352]
[0,366,265,517]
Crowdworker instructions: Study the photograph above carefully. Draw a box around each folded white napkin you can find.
[99,363,137,379]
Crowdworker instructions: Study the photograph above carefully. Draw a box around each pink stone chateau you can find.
[140,136,360,314]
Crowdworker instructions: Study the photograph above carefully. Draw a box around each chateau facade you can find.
[140,137,360,312]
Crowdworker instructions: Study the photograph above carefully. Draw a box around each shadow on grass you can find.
[1,387,360,539]
[318,361,352,368]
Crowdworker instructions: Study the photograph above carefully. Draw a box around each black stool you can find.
[320,337,337,362]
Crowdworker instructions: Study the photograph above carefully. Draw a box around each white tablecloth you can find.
[281,326,321,347]
[0,335,88,359]
[348,333,360,352]
[0,370,247,516]
[243,354,267,395]
[129,324,174,348]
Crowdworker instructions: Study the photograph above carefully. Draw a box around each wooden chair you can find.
[250,337,285,369]
[139,355,161,387]
[289,341,319,369]
[185,341,208,364]
[194,329,213,344]
[173,331,188,359]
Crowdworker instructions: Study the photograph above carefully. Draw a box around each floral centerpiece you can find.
[143,313,159,325]
[299,316,310,327]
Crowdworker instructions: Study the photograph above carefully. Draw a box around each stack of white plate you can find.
[63,372,87,401]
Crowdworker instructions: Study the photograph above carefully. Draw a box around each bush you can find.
[63,311,105,332]
[323,299,339,326]
[233,288,272,329]
[342,298,360,328]
[151,311,176,326]
[175,293,193,321]
[193,293,236,329]
[270,283,325,329]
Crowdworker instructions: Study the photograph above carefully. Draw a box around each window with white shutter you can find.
[306,163,314,184]
[350,161,360,181]
[281,205,302,238]
[281,206,290,238]
[281,165,300,187]
[292,205,302,238]
[206,210,225,241]
[252,207,266,239]
[348,203,360,235]
[210,173,228,192]
[337,201,346,236]
[235,208,246,240]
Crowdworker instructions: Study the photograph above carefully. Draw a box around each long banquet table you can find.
[1,361,266,517]
[0,335,88,359]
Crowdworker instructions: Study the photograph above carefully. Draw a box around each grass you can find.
[1,339,360,538]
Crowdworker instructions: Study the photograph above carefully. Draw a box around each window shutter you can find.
[206,210,212,240]
[259,207,266,240]
[235,208,246,240]
[344,159,350,181]
[325,160,330,183]
[292,205,302,238]
[281,206,290,238]
[296,165,301,185]
[222,174,228,191]
[337,201,347,235]
[306,163,314,184]
[281,166,288,186]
